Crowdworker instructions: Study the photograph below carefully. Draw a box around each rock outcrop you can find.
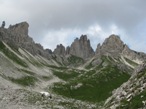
[0,22,52,58]
[96,34,125,56]
[9,22,29,35]
[53,44,66,56]
[53,35,95,59]
[69,35,95,59]
[66,46,70,55]
[95,34,146,63]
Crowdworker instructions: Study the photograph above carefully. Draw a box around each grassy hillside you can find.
[0,40,142,108]
[0,41,28,67]
[119,90,146,109]
[52,56,131,103]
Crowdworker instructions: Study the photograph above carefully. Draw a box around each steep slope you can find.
[0,22,52,59]
[104,63,146,109]
[0,40,60,87]
[88,34,145,71]
[0,40,96,109]
[0,41,62,108]
[0,22,97,108]
[95,34,145,63]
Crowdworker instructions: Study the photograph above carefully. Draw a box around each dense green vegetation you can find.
[67,55,84,64]
[52,65,130,103]
[85,55,113,70]
[18,69,35,75]
[0,40,5,50]
[0,41,28,67]
[85,62,93,69]
[119,91,146,109]
[52,55,131,103]
[85,59,95,69]
[47,65,67,70]
[9,76,38,86]
[52,69,80,81]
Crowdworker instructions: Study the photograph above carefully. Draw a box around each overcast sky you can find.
[0,0,146,52]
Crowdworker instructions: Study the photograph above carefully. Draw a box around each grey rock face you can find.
[9,22,29,35]
[1,21,146,65]
[45,49,53,54]
[53,44,66,56]
[96,34,146,59]
[100,34,124,56]
[66,46,70,55]
[53,35,95,59]
[95,43,101,55]
[69,35,95,59]
[0,22,52,58]
[94,34,146,69]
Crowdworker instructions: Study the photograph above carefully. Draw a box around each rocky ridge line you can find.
[95,34,146,63]
[53,35,95,59]
[0,22,146,63]
[0,22,52,59]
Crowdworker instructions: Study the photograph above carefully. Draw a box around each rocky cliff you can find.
[53,34,95,60]
[69,35,95,59]
[53,44,66,56]
[95,34,146,64]
[0,22,52,59]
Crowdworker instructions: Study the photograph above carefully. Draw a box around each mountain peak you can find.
[9,21,29,35]
[69,34,94,59]
[53,44,66,56]
[53,34,95,59]
[80,34,88,41]
[103,34,123,46]
[108,34,121,39]
[96,34,125,56]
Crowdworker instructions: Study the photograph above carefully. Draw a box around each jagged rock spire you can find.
[9,22,29,35]
[69,34,95,59]
[53,44,66,56]
[53,35,95,59]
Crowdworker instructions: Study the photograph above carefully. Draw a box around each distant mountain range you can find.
[0,22,145,109]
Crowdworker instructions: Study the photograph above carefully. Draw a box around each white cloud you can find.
[41,28,83,50]
[41,24,127,51]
